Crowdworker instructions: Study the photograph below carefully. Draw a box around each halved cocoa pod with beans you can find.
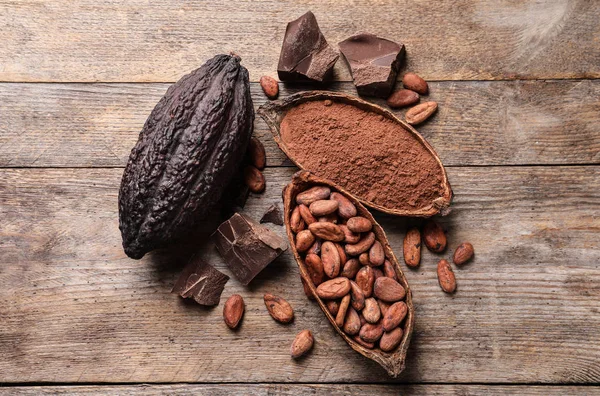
[259,91,452,217]
[283,171,414,378]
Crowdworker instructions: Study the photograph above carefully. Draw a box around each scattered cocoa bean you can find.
[308,222,345,242]
[373,277,406,302]
[296,186,331,205]
[330,192,357,219]
[405,101,437,125]
[453,242,474,265]
[403,227,421,267]
[298,204,317,225]
[362,297,381,324]
[309,199,339,216]
[350,281,366,311]
[223,294,244,329]
[295,229,315,252]
[355,266,375,298]
[423,220,446,253]
[402,72,428,95]
[387,89,419,108]
[347,216,372,233]
[291,329,313,358]
[264,293,294,323]
[343,307,361,335]
[321,241,341,278]
[305,253,325,286]
[248,137,266,170]
[345,232,376,256]
[340,224,361,244]
[341,258,361,279]
[316,277,351,299]
[359,322,384,343]
[336,294,351,327]
[380,327,403,352]
[260,75,279,99]
[369,241,385,266]
[244,165,266,193]
[290,206,305,234]
[437,259,456,293]
[383,260,397,280]
[382,301,407,332]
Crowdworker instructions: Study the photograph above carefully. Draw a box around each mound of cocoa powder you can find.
[279,100,445,211]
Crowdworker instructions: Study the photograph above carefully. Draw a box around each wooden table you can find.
[1,1,599,394]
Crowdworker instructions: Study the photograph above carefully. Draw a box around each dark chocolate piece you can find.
[277,11,339,82]
[172,255,229,306]
[260,204,284,225]
[338,33,405,97]
[212,213,288,285]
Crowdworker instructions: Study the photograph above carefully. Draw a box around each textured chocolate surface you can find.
[260,203,284,225]
[338,33,405,97]
[212,213,287,285]
[277,11,338,82]
[171,255,229,306]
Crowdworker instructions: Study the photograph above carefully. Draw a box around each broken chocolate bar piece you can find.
[172,255,229,306]
[212,213,288,285]
[260,204,284,226]
[277,11,339,82]
[338,33,405,97]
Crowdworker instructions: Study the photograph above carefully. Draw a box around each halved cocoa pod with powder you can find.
[259,91,452,217]
[283,171,415,377]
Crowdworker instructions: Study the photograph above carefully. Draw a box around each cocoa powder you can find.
[280,101,445,211]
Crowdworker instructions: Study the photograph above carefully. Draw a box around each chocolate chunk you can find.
[260,204,284,226]
[212,213,288,285]
[277,11,339,82]
[338,33,406,97]
[171,255,229,306]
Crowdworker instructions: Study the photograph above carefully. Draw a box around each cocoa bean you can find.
[362,297,381,324]
[453,242,474,265]
[264,293,294,323]
[298,204,317,225]
[343,307,361,335]
[383,260,397,280]
[355,266,375,298]
[402,72,428,95]
[353,335,375,349]
[347,216,372,233]
[291,329,313,358]
[308,222,345,242]
[340,224,361,244]
[373,267,384,280]
[378,299,390,316]
[406,101,437,125]
[305,253,325,286]
[308,238,322,255]
[380,327,403,352]
[335,243,347,266]
[301,278,314,300]
[318,213,339,223]
[244,165,265,193]
[349,281,366,310]
[359,322,384,343]
[336,294,351,327]
[321,241,341,278]
[437,259,456,293]
[369,240,385,266]
[309,199,339,216]
[260,75,279,99]
[387,89,419,108]
[248,137,266,170]
[296,186,331,205]
[341,258,361,279]
[316,277,351,299]
[223,294,244,329]
[359,312,367,326]
[290,206,305,233]
[326,299,340,316]
[423,220,446,253]
[374,277,406,302]
[359,252,370,266]
[295,229,315,252]
[330,192,357,219]
[382,301,408,332]
[345,232,376,256]
[403,227,421,267]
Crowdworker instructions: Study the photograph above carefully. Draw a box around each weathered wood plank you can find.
[0,0,598,82]
[0,80,598,168]
[0,166,598,383]
[1,384,598,395]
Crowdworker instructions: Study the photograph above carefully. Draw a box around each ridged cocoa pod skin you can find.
[119,54,254,259]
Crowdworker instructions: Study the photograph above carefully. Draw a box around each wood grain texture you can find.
[0,80,598,168]
[1,166,598,383]
[2,384,599,395]
[0,0,599,82]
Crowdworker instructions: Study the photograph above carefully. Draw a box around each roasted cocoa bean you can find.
[349,281,366,311]
[387,89,420,108]
[264,293,294,323]
[316,277,351,299]
[359,252,370,266]
[244,165,266,193]
[305,253,325,286]
[326,299,340,316]
[330,192,357,219]
[362,297,381,324]
[340,224,361,244]
[347,216,372,233]
[336,294,351,327]
[403,227,421,267]
[308,222,345,242]
[309,199,339,216]
[353,335,375,349]
[423,220,446,253]
[377,299,390,316]
[308,238,322,255]
[402,72,428,95]
[318,213,339,223]
[248,137,266,170]
[296,186,331,205]
[335,243,347,266]
[298,204,317,225]
[437,259,456,293]
[380,327,403,352]
[295,229,315,252]
[321,241,341,278]
[374,277,406,302]
[345,232,376,256]
[341,258,361,279]
[290,206,305,233]
[369,240,385,266]
[453,242,474,265]
[355,266,375,298]
[343,307,361,335]
[406,101,437,125]
[291,329,314,358]
[223,294,245,329]
[373,267,384,280]
[359,322,384,343]
[382,301,408,332]
[260,75,279,99]
[383,260,397,280]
